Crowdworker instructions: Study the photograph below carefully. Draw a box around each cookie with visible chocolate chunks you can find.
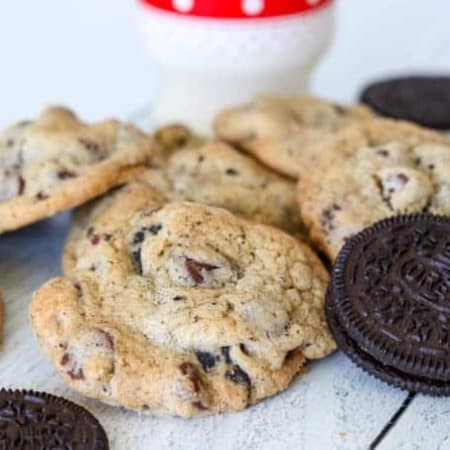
[298,118,450,261]
[214,95,373,178]
[144,140,302,234]
[327,214,450,395]
[32,193,335,417]
[0,106,155,234]
[0,389,108,449]
[63,139,305,274]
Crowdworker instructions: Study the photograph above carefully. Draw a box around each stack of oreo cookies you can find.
[326,214,450,395]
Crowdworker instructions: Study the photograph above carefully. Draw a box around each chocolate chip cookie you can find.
[214,95,373,178]
[32,192,335,417]
[149,140,302,233]
[0,106,155,234]
[63,139,304,272]
[298,118,450,260]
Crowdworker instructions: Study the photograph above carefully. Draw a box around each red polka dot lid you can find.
[139,0,332,19]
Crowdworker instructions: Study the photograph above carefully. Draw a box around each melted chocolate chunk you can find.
[67,368,85,380]
[35,192,49,200]
[226,365,251,386]
[192,400,208,411]
[226,168,239,176]
[133,231,146,245]
[148,224,162,235]
[221,346,232,364]
[133,249,143,275]
[179,362,202,392]
[195,351,217,372]
[58,169,77,179]
[185,258,219,284]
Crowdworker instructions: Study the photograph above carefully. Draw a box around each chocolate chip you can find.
[57,169,77,179]
[133,231,146,245]
[103,233,113,242]
[90,234,100,245]
[179,362,202,392]
[74,282,82,296]
[36,192,49,200]
[195,351,216,372]
[225,365,251,386]
[320,203,341,230]
[67,368,85,380]
[149,224,162,235]
[376,149,390,157]
[397,173,409,184]
[192,401,208,411]
[18,175,25,195]
[226,168,239,176]
[173,295,186,301]
[221,346,232,364]
[185,258,219,284]
[133,249,143,275]
[60,353,70,366]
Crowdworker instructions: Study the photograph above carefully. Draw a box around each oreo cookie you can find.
[0,389,109,449]
[327,214,450,395]
[360,76,450,129]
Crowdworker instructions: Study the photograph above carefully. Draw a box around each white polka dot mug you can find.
[137,0,335,133]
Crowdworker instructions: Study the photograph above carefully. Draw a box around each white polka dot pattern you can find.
[242,0,265,16]
[172,0,194,13]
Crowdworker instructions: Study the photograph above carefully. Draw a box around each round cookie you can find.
[0,389,108,449]
[63,139,304,274]
[214,95,373,178]
[327,214,450,395]
[298,118,450,260]
[0,106,156,234]
[148,140,302,234]
[62,181,168,274]
[32,194,335,417]
[361,76,450,130]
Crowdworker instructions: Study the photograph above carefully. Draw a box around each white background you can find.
[1,3,450,449]
[0,0,449,128]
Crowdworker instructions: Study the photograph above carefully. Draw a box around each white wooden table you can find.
[1,110,450,450]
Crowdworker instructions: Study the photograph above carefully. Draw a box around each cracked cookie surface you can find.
[214,95,373,178]
[147,140,302,234]
[32,188,335,417]
[63,139,304,272]
[0,106,154,233]
[298,118,450,260]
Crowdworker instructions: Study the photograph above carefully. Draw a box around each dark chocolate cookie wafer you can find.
[328,214,450,395]
[326,289,450,396]
[0,389,108,449]
[361,76,450,129]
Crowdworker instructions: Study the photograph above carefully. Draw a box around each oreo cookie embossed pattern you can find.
[327,214,450,395]
[0,389,109,449]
